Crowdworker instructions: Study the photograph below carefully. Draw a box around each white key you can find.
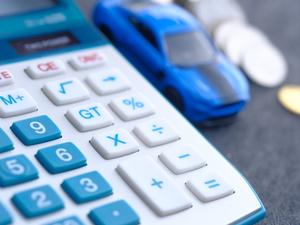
[86,68,130,95]
[186,173,234,202]
[66,103,113,132]
[26,59,65,79]
[69,52,106,70]
[110,93,154,121]
[91,129,139,159]
[159,147,206,174]
[0,70,14,87]
[43,78,89,106]
[117,157,192,216]
[0,89,38,118]
[133,119,179,147]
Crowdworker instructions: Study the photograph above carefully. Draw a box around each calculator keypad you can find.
[35,142,87,174]
[43,78,90,106]
[11,115,61,146]
[12,185,64,218]
[66,103,114,132]
[0,155,39,187]
[0,48,242,225]
[61,171,113,204]
[0,89,38,118]
[90,129,139,159]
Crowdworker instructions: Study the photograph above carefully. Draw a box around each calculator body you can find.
[0,0,265,225]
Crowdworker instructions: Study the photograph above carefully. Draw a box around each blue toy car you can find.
[93,0,250,125]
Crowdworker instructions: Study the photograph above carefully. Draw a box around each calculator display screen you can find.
[0,0,56,17]
[11,31,79,55]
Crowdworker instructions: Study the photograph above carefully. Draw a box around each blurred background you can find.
[77,0,300,224]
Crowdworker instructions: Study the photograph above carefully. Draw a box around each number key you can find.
[0,128,14,153]
[0,155,39,187]
[36,142,87,174]
[11,115,61,146]
[44,216,84,225]
[61,171,113,204]
[0,202,12,225]
[12,185,64,218]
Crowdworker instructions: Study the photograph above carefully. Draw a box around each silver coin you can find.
[178,0,246,32]
[223,25,269,64]
[241,44,288,87]
[154,0,173,3]
[214,20,248,49]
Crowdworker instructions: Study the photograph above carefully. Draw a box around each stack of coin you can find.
[175,0,288,88]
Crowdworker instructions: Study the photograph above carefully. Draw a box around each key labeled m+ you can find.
[0,89,38,118]
[0,94,24,105]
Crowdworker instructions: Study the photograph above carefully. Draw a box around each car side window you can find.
[129,17,160,51]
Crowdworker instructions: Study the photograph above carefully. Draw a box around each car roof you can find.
[119,1,200,35]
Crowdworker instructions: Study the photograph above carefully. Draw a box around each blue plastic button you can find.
[0,154,39,187]
[61,171,113,204]
[44,215,84,225]
[0,128,13,153]
[12,185,64,218]
[11,115,61,146]
[0,203,12,225]
[89,200,140,225]
[36,142,87,174]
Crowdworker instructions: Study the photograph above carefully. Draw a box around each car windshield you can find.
[164,31,215,67]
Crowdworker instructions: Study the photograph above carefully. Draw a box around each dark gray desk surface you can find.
[77,0,300,224]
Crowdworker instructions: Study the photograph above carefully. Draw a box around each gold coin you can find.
[278,85,300,115]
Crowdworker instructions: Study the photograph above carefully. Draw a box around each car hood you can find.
[173,61,249,107]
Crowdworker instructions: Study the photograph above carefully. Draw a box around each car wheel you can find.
[164,87,185,112]
[98,25,114,43]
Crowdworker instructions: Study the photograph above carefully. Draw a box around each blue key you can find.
[0,155,39,187]
[61,171,113,204]
[44,216,84,225]
[89,200,140,225]
[0,128,13,153]
[36,142,87,174]
[11,115,61,146]
[12,185,64,218]
[0,203,12,225]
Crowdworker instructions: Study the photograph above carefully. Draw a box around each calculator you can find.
[0,0,265,225]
